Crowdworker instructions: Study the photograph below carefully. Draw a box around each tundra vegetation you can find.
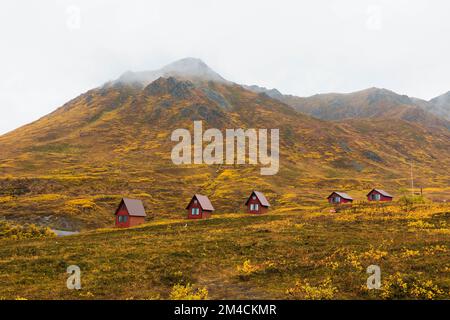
[0,199,448,300]
[0,220,55,240]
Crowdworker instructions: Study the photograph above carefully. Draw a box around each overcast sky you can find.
[1,0,450,134]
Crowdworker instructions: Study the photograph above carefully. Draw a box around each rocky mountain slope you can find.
[249,87,450,129]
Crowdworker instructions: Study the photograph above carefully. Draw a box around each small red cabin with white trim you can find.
[367,189,393,202]
[245,191,270,214]
[115,198,147,228]
[327,192,353,204]
[186,194,214,219]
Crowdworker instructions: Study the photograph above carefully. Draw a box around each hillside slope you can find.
[0,202,448,299]
[1,59,450,230]
[279,88,450,129]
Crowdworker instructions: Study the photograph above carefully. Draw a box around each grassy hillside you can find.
[0,200,448,300]
[1,78,449,230]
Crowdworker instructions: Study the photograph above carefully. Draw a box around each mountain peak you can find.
[161,57,209,71]
[361,87,397,95]
[116,57,227,86]
[160,57,226,83]
[355,87,412,105]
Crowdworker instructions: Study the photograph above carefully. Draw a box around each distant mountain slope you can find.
[242,84,284,100]
[1,59,449,230]
[278,88,450,129]
[428,91,450,120]
[246,85,450,129]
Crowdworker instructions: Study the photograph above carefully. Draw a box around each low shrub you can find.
[169,284,208,300]
[0,220,56,240]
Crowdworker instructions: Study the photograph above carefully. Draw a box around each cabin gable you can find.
[245,191,269,214]
[114,198,146,228]
[186,195,213,219]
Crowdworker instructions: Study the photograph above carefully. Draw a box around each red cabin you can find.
[245,191,270,214]
[367,189,393,202]
[186,194,214,219]
[115,198,147,228]
[327,192,353,204]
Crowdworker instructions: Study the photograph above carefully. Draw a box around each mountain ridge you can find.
[107,57,450,126]
[246,85,450,128]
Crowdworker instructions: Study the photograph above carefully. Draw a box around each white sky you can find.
[1,0,450,134]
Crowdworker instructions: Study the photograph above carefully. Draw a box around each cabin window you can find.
[192,208,199,215]
[372,193,381,200]
[252,196,256,200]
[333,197,340,203]
[254,204,259,211]
[194,200,198,204]
[118,215,128,223]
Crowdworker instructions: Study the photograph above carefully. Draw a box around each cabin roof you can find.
[245,191,270,207]
[368,189,393,198]
[186,194,215,211]
[116,198,147,217]
[328,191,353,200]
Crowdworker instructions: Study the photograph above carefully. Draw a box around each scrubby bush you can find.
[0,220,55,240]
[398,195,426,212]
[236,259,260,280]
[287,277,338,300]
[169,284,208,300]
[379,273,445,300]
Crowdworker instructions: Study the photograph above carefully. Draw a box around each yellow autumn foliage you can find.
[169,284,208,300]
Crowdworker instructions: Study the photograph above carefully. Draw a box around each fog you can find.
[1,0,450,134]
